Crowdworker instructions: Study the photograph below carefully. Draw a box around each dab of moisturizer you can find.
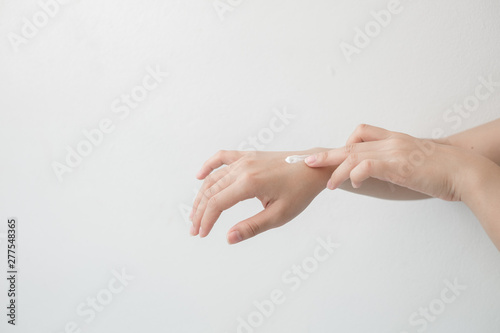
[285,155,310,164]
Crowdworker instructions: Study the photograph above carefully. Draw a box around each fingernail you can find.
[228,230,243,244]
[327,179,334,190]
[199,227,204,237]
[189,210,194,220]
[305,155,316,164]
[189,225,196,236]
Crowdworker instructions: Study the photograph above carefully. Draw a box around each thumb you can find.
[227,203,284,245]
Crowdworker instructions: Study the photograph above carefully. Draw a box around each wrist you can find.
[302,147,337,189]
[458,155,500,249]
[459,155,500,205]
[431,136,454,146]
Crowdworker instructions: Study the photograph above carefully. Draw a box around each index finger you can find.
[305,141,383,167]
[196,150,243,179]
[199,180,254,237]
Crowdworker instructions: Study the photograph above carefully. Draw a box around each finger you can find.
[305,141,383,167]
[327,151,390,190]
[192,169,232,233]
[196,150,243,180]
[345,124,392,145]
[193,172,237,236]
[191,168,228,225]
[349,159,399,188]
[227,202,284,245]
[199,180,253,238]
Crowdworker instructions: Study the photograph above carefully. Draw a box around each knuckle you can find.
[347,153,358,166]
[245,220,260,237]
[239,157,252,168]
[217,150,227,158]
[239,173,250,184]
[205,174,214,185]
[240,171,256,184]
[317,151,329,162]
[361,159,373,172]
[388,137,405,149]
[207,195,218,209]
[356,123,368,133]
[227,172,237,185]
[204,186,215,198]
[245,151,258,160]
[345,143,356,155]
[218,174,229,186]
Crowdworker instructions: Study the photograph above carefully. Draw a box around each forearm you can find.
[339,178,430,200]
[461,158,500,251]
[439,118,500,166]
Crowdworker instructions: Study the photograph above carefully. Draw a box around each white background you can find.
[1,0,500,332]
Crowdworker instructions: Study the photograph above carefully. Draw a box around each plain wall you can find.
[0,0,499,332]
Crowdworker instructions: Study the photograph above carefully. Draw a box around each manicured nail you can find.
[228,230,243,244]
[199,227,204,237]
[189,210,194,220]
[189,225,196,236]
[305,155,316,164]
[327,179,334,190]
[196,170,203,179]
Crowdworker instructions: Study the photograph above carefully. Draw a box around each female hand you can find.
[190,149,334,244]
[304,124,483,201]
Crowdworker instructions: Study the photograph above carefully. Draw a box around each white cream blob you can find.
[285,155,310,164]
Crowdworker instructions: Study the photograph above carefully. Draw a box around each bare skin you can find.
[190,120,500,250]
[190,148,335,244]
